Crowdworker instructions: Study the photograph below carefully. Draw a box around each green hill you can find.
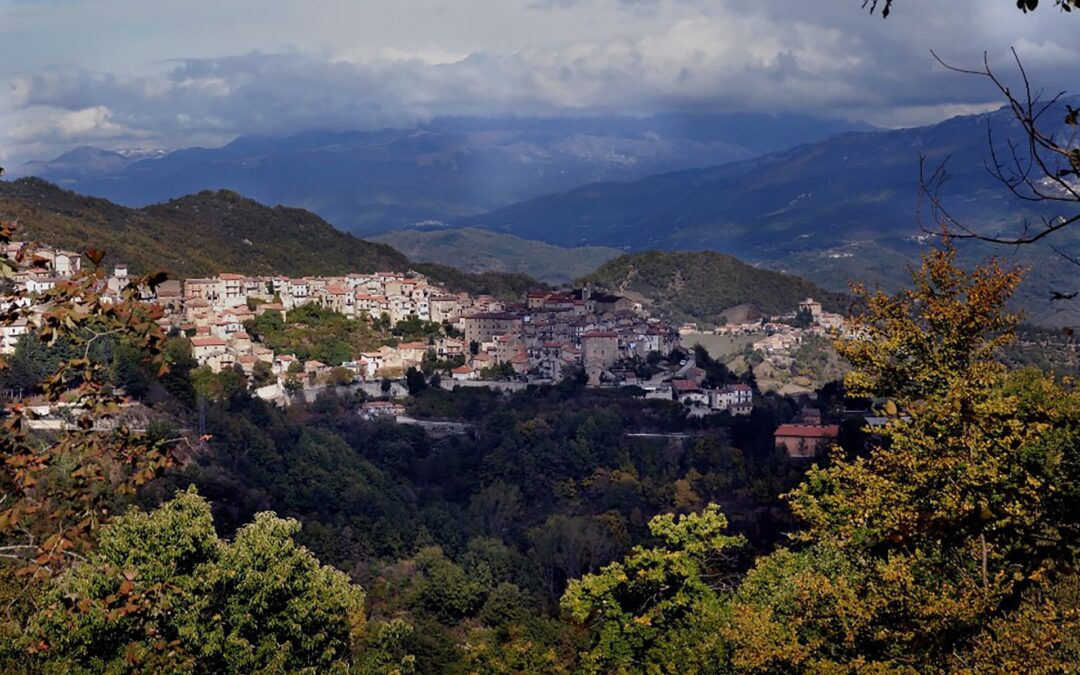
[370,227,621,284]
[0,178,537,298]
[584,250,848,326]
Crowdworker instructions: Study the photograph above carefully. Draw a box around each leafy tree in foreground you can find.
[0,232,173,580]
[26,487,366,673]
[561,505,745,674]
[725,241,1080,671]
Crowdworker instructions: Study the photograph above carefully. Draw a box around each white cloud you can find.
[2,0,1078,164]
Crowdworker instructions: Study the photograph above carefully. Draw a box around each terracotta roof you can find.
[774,424,840,438]
[583,331,619,338]
[672,380,701,392]
[190,337,226,347]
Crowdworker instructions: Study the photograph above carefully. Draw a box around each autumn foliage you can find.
[564,241,1080,672]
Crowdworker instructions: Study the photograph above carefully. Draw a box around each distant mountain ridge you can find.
[15,113,872,234]
[0,178,536,299]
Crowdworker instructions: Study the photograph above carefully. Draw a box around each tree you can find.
[561,505,745,674]
[283,360,304,394]
[0,235,173,579]
[25,488,366,673]
[405,366,427,396]
[723,244,1080,671]
[159,337,196,405]
[111,342,151,399]
[790,306,814,329]
[251,359,275,388]
[836,238,1022,404]
[0,232,178,662]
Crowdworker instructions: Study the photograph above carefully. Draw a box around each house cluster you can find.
[1,240,750,419]
[182,271,474,324]
[712,298,848,356]
[666,366,755,417]
[176,270,478,386]
[452,286,679,384]
[0,242,153,354]
[155,270,682,398]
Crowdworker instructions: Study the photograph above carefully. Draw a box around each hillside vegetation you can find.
[585,250,847,325]
[371,227,620,283]
[0,178,534,298]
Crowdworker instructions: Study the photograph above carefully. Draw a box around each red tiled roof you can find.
[190,337,226,347]
[774,424,839,439]
[672,380,701,392]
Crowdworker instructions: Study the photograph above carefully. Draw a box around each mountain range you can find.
[13,113,871,235]
[464,100,1080,324]
[13,102,1078,326]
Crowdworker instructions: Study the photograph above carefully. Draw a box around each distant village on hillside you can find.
[2,240,851,456]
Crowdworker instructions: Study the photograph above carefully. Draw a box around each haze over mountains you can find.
[14,101,1078,325]
[464,99,1080,324]
[14,113,870,235]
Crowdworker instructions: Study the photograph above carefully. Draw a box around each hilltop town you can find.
[2,240,849,425]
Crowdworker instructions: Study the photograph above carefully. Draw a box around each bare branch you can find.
[920,50,1079,254]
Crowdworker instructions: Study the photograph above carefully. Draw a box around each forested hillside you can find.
[586,250,848,324]
[0,177,536,298]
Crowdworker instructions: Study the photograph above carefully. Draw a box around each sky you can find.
[1,0,1077,166]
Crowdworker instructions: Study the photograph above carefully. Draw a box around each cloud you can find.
[3,0,1078,164]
